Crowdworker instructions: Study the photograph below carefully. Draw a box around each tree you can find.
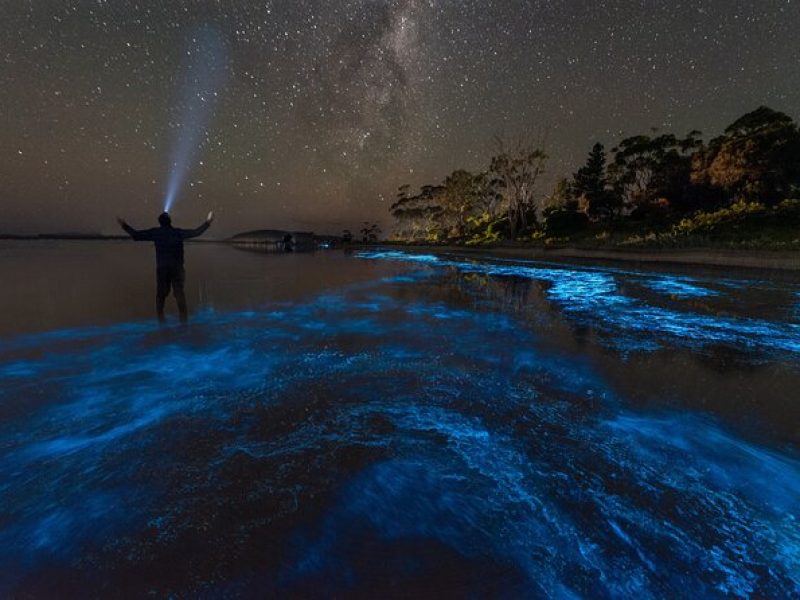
[691,106,800,204]
[360,222,381,243]
[490,135,548,238]
[476,174,505,218]
[440,170,479,235]
[608,131,702,216]
[391,173,501,241]
[390,184,444,240]
[437,170,500,237]
[389,184,414,239]
[573,143,606,199]
[572,142,620,220]
[542,177,575,216]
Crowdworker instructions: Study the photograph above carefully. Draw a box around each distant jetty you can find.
[228,230,340,251]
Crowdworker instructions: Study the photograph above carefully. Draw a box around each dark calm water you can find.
[1,241,799,598]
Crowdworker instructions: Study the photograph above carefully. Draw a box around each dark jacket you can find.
[122,222,210,268]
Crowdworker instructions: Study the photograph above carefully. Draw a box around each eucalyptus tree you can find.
[608,130,702,215]
[489,135,548,238]
[692,106,800,204]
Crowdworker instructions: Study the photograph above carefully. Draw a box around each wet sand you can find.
[375,244,800,271]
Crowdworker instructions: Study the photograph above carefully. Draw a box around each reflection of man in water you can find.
[117,211,214,323]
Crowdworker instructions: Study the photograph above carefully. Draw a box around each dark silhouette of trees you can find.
[360,222,381,243]
[387,105,800,245]
[608,131,702,217]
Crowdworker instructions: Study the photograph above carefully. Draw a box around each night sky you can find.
[2,1,799,237]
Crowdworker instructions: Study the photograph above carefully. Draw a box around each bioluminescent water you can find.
[0,244,799,597]
[162,27,227,213]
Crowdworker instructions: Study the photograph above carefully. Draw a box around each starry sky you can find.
[2,1,799,236]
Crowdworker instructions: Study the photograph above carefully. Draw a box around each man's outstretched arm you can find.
[180,211,214,239]
[117,218,155,241]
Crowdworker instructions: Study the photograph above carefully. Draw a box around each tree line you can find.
[389,106,800,244]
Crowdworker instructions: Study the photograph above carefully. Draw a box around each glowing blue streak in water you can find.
[356,251,800,356]
[1,262,799,595]
[643,275,720,298]
[162,27,227,212]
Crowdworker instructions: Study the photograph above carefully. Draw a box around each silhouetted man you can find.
[117,211,214,323]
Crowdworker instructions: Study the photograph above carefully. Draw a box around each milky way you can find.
[1,1,799,235]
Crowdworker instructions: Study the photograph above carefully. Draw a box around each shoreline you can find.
[3,237,798,271]
[368,243,800,272]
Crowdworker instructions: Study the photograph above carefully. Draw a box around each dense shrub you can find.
[465,213,508,246]
[673,199,800,236]
[672,201,766,235]
[543,210,590,237]
[618,199,800,248]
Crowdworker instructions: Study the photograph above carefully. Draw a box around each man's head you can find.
[158,212,172,227]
